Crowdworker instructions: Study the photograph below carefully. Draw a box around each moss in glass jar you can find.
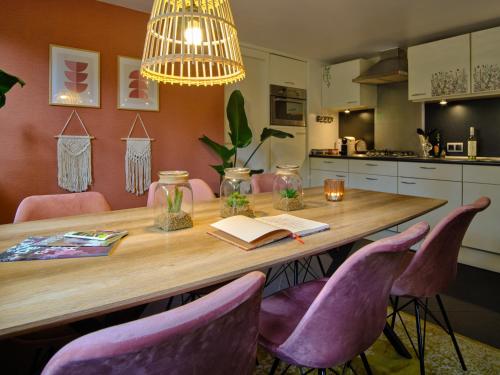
[222,192,254,218]
[275,188,303,211]
[157,187,193,231]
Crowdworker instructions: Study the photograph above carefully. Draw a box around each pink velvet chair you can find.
[146,178,215,207]
[42,271,266,375]
[14,192,111,223]
[390,197,491,374]
[251,173,275,193]
[259,222,430,374]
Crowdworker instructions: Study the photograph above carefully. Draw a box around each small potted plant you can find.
[222,191,254,218]
[156,187,194,231]
[275,188,304,211]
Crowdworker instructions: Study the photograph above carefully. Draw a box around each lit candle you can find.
[324,179,345,202]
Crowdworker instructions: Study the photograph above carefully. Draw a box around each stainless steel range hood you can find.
[353,48,408,84]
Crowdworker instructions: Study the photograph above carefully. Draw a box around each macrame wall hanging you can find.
[54,110,94,192]
[121,114,154,196]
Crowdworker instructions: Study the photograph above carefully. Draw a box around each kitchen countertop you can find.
[309,154,500,166]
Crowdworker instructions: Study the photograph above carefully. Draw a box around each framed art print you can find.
[49,45,100,108]
[118,56,159,111]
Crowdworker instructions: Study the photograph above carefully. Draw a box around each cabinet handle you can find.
[401,181,416,185]
[365,163,378,167]
[346,100,358,104]
[323,161,335,164]
[411,93,427,96]
[366,177,378,181]
[336,175,346,178]
[284,81,295,85]
[419,166,437,170]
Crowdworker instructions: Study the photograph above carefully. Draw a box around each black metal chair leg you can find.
[391,296,400,329]
[318,369,327,375]
[414,300,425,375]
[269,358,280,375]
[360,352,373,375]
[435,294,467,371]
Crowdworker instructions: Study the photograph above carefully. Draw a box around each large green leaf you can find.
[260,127,294,142]
[199,135,236,162]
[210,160,234,177]
[227,90,252,149]
[0,70,24,109]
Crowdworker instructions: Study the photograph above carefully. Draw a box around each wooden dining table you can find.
[0,188,446,340]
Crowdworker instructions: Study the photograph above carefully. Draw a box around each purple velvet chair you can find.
[259,222,430,374]
[42,271,265,375]
[14,192,111,223]
[390,197,491,375]
[251,173,275,193]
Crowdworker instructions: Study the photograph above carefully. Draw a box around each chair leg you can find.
[318,369,327,375]
[414,300,425,375]
[435,294,467,371]
[391,296,400,329]
[360,352,373,375]
[269,358,280,375]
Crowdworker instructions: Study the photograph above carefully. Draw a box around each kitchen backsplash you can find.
[425,97,500,156]
[339,109,375,149]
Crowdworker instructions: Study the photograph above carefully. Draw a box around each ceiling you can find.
[99,0,500,62]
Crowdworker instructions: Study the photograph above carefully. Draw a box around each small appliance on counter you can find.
[336,137,356,156]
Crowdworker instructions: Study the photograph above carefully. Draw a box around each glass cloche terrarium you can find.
[153,171,193,232]
[220,167,254,218]
[273,164,304,211]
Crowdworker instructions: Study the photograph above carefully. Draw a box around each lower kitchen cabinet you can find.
[398,177,462,231]
[310,170,348,187]
[463,182,500,254]
[349,173,397,193]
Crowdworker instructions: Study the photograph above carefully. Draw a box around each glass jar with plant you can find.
[220,167,254,218]
[273,165,304,211]
[154,171,194,232]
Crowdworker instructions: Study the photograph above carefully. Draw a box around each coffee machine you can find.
[336,137,356,156]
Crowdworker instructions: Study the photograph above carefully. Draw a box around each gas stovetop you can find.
[365,150,417,158]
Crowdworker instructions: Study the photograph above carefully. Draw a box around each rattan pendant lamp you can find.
[141,0,245,86]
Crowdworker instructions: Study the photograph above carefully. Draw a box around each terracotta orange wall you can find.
[0,0,224,224]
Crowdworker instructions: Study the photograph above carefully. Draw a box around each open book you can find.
[208,214,330,250]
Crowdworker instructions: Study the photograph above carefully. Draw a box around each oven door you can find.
[270,96,306,126]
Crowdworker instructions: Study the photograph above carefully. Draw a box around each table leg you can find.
[325,243,354,276]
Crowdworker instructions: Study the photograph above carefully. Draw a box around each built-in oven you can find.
[270,85,307,127]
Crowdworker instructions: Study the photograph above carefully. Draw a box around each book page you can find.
[210,215,283,243]
[256,214,330,237]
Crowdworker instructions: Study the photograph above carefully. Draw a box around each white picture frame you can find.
[49,45,100,108]
[118,56,159,112]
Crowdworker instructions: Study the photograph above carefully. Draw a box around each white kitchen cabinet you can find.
[310,158,348,173]
[269,54,307,89]
[398,177,462,231]
[408,34,471,101]
[322,59,377,111]
[398,162,462,181]
[462,165,500,254]
[310,170,348,187]
[349,160,397,177]
[471,26,500,94]
[349,173,397,194]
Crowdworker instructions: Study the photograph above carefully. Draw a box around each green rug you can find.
[255,310,500,374]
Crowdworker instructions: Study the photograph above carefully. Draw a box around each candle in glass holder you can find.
[324,179,345,201]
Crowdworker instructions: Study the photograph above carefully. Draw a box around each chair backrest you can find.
[277,222,430,368]
[251,173,275,193]
[392,197,491,298]
[146,179,215,208]
[42,271,265,375]
[13,192,111,223]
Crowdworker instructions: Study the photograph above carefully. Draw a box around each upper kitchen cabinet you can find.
[322,59,377,111]
[408,34,471,101]
[471,26,500,94]
[269,54,307,89]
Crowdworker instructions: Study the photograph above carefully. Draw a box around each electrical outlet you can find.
[447,142,463,153]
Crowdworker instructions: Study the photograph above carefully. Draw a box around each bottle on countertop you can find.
[468,126,477,160]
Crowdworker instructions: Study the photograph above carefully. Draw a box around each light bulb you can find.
[344,109,350,114]
[184,20,203,46]
[439,99,448,106]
